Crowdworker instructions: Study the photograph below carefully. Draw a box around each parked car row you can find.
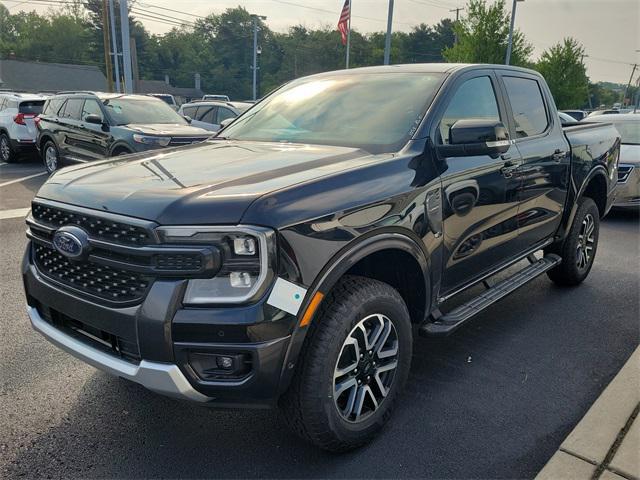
[0,90,252,173]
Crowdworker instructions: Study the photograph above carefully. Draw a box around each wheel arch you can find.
[579,167,608,218]
[109,142,133,156]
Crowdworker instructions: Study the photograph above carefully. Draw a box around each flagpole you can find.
[345,3,351,69]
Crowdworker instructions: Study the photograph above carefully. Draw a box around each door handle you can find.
[552,149,567,162]
[500,160,519,178]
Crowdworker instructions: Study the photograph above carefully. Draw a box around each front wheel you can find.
[546,196,600,286]
[280,276,412,452]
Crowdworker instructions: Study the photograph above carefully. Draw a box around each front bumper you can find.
[613,164,640,209]
[23,245,297,408]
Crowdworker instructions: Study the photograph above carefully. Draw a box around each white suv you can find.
[0,93,47,163]
[178,101,252,132]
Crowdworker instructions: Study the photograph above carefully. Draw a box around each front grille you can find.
[618,165,634,183]
[36,303,140,363]
[169,136,209,146]
[31,203,151,246]
[34,243,151,302]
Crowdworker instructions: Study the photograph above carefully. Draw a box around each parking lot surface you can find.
[1,157,638,478]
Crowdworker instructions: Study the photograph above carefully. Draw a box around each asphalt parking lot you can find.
[1,155,638,479]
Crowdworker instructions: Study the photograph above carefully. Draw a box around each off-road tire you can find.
[546,196,600,286]
[279,275,412,452]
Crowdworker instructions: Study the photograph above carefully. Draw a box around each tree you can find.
[534,38,589,109]
[443,0,532,66]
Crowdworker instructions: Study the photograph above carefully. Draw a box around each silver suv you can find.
[0,93,48,163]
[179,101,252,132]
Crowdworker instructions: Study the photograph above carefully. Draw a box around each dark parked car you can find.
[561,109,587,121]
[36,92,211,173]
[23,64,619,451]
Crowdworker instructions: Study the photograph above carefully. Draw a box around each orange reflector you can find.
[299,292,324,327]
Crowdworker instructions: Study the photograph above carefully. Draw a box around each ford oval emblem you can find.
[52,227,89,258]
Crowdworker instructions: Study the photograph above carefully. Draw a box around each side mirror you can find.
[182,115,192,124]
[85,114,104,125]
[438,119,511,158]
[219,118,234,129]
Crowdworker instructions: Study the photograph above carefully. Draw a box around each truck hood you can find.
[36,140,379,225]
[125,123,211,136]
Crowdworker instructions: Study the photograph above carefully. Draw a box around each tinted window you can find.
[196,106,215,124]
[44,98,65,116]
[223,72,444,154]
[503,76,548,138]
[217,107,236,123]
[182,105,196,118]
[439,76,500,144]
[0,98,6,110]
[60,98,83,120]
[103,98,186,125]
[81,99,103,121]
[19,101,45,115]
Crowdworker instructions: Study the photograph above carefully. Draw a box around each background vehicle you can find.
[583,113,639,209]
[36,92,211,173]
[23,64,619,452]
[148,93,179,110]
[202,94,230,102]
[561,109,587,121]
[0,93,47,163]
[559,111,579,125]
[178,101,252,131]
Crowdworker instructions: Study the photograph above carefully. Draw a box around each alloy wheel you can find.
[0,136,9,161]
[45,145,58,172]
[333,313,399,423]
[576,213,595,270]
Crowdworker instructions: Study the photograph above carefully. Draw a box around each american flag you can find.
[337,0,351,46]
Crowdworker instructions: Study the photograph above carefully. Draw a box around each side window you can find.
[196,106,215,124]
[0,98,6,111]
[182,105,196,118]
[81,99,103,121]
[216,107,236,124]
[60,98,83,120]
[44,98,64,116]
[503,76,549,138]
[439,76,500,144]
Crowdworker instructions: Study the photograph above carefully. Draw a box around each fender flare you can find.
[276,229,432,395]
[108,142,133,157]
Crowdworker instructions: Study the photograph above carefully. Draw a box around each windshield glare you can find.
[223,72,443,153]
[104,98,186,125]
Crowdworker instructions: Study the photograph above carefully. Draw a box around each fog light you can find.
[217,356,234,369]
[233,237,256,255]
[230,272,252,288]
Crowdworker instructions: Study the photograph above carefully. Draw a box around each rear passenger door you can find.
[497,73,570,250]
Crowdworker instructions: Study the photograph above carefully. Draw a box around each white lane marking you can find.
[0,171,47,188]
[0,207,30,220]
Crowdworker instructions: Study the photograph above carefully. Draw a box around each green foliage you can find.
[533,38,589,109]
[444,0,532,66]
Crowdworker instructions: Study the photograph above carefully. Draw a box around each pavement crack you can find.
[592,402,640,480]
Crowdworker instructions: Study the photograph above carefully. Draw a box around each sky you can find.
[5,0,640,84]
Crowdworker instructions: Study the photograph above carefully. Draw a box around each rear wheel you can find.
[42,140,60,174]
[546,197,600,286]
[280,276,412,452]
[0,133,17,163]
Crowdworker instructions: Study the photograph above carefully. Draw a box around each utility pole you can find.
[505,0,524,65]
[101,0,114,92]
[383,0,394,65]
[622,63,638,106]
[251,15,267,101]
[108,0,121,93]
[449,7,463,45]
[120,0,133,93]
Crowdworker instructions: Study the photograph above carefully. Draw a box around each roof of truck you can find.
[314,63,540,76]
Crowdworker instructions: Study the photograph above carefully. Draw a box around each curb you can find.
[536,346,639,480]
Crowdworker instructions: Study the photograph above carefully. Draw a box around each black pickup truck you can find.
[23,64,620,452]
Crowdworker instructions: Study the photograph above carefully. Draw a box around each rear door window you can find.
[196,106,216,124]
[60,98,83,120]
[19,101,45,115]
[502,76,549,138]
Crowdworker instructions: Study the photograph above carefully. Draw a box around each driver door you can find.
[435,71,523,295]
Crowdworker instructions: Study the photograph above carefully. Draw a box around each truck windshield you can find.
[222,72,443,153]
[103,98,187,125]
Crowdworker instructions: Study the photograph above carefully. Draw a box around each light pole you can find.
[251,15,267,101]
[383,0,394,65]
[505,0,524,65]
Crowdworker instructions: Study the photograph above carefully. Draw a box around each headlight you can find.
[133,134,171,146]
[156,226,275,305]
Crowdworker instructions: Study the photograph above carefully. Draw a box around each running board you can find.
[420,254,561,337]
